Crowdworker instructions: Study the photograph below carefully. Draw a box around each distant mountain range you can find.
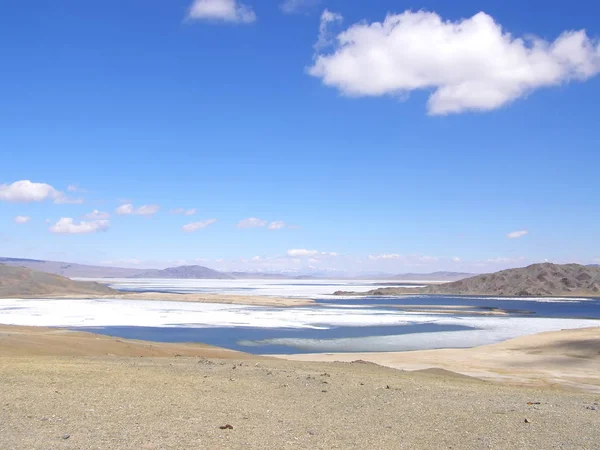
[131,265,234,280]
[0,257,473,281]
[0,264,117,298]
[338,263,600,297]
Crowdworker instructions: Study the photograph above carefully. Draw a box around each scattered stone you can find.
[524,418,531,423]
[219,424,233,430]
[62,434,70,440]
[527,402,541,405]
[585,406,598,411]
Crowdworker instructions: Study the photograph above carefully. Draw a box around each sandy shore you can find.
[34,291,315,306]
[279,327,600,393]
[2,325,600,449]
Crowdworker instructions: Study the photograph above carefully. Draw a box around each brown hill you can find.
[337,263,600,297]
[0,264,117,298]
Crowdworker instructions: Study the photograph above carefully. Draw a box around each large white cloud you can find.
[182,219,217,232]
[0,180,82,204]
[309,10,600,115]
[188,0,256,23]
[49,218,109,234]
[115,204,160,216]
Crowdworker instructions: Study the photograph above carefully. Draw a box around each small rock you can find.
[524,418,531,423]
[219,424,234,430]
[62,434,71,440]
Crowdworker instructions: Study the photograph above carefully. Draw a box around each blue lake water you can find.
[3,277,599,354]
[69,294,600,354]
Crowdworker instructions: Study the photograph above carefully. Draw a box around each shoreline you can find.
[3,324,600,447]
[2,323,599,392]
[275,326,600,392]
[4,291,315,307]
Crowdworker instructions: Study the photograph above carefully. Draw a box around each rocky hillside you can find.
[0,264,118,297]
[132,265,235,280]
[337,263,600,297]
[0,257,145,278]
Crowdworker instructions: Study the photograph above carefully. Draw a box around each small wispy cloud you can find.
[506,230,529,239]
[49,218,109,234]
[315,9,343,50]
[84,210,110,220]
[280,0,320,14]
[187,0,256,23]
[182,219,217,232]
[287,249,337,258]
[237,217,268,228]
[14,216,31,224]
[267,221,286,230]
[368,254,401,261]
[115,204,160,216]
[238,217,290,230]
[67,184,86,193]
[170,208,197,216]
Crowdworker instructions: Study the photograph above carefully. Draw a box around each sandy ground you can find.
[1,326,599,449]
[280,327,600,393]
[35,292,315,307]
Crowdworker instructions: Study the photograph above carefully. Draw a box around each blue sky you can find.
[1,0,599,274]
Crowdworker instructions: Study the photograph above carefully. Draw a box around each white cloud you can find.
[182,219,217,232]
[0,180,58,202]
[0,180,83,204]
[49,218,109,234]
[84,210,110,220]
[368,254,401,261]
[237,217,268,228]
[507,230,529,239]
[14,216,31,224]
[267,221,286,230]
[287,249,337,258]
[115,204,160,216]
[53,194,84,204]
[288,249,319,257]
[280,0,320,14]
[315,9,342,50]
[237,218,289,230]
[309,10,600,115]
[171,208,197,216]
[188,0,256,23]
[67,184,86,193]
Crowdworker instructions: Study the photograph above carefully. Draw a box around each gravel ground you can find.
[1,356,599,449]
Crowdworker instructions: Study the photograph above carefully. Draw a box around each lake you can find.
[1,278,598,354]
